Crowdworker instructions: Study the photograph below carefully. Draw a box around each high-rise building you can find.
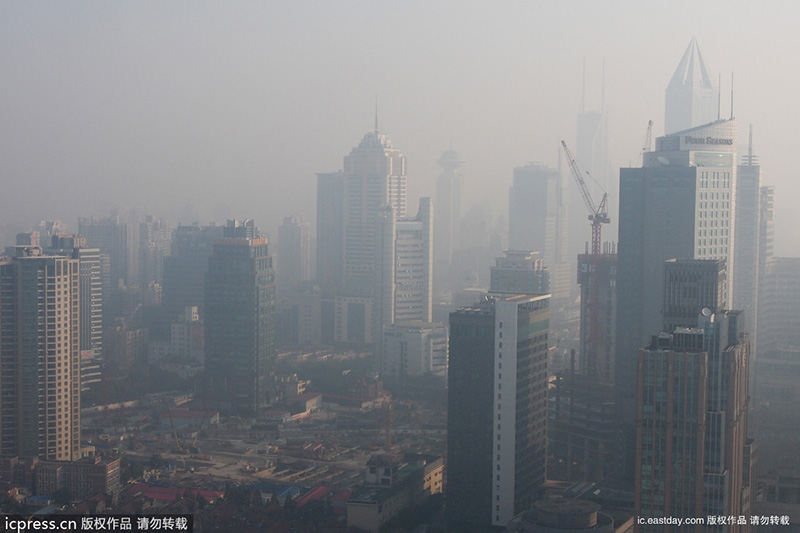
[508,163,569,302]
[46,235,104,393]
[342,130,407,297]
[755,185,774,368]
[635,310,749,531]
[662,258,726,332]
[490,250,550,295]
[616,118,738,485]
[139,215,172,287]
[204,220,275,415]
[79,214,138,290]
[665,38,719,135]
[277,215,310,296]
[447,294,550,530]
[577,246,617,381]
[315,171,345,295]
[733,126,760,368]
[374,198,434,364]
[162,224,224,319]
[381,322,447,377]
[434,148,463,292]
[0,247,81,461]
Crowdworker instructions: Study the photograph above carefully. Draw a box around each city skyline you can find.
[2,3,800,258]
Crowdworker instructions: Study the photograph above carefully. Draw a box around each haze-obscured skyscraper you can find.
[733,127,760,372]
[434,148,463,292]
[0,247,81,461]
[162,223,224,319]
[489,250,549,295]
[315,171,345,296]
[79,213,138,290]
[447,294,549,530]
[616,118,738,484]
[139,215,172,287]
[508,163,569,301]
[277,214,310,296]
[374,198,434,363]
[665,38,719,135]
[204,220,275,415]
[754,185,774,370]
[343,129,407,297]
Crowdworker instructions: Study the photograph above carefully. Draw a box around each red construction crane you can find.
[561,140,610,255]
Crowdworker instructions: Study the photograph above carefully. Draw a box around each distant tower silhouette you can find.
[434,148,463,292]
[665,38,719,134]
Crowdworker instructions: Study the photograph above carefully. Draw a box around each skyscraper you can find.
[139,215,172,287]
[665,38,719,135]
[342,129,407,297]
[508,163,569,301]
[635,311,749,531]
[277,214,310,296]
[162,223,224,319]
[79,214,138,290]
[577,246,617,381]
[315,171,345,296]
[447,294,549,529]
[662,258,726,332]
[616,118,738,484]
[434,148,463,292]
[489,250,549,296]
[0,247,81,461]
[733,127,760,367]
[204,220,275,415]
[46,234,104,393]
[374,198,434,363]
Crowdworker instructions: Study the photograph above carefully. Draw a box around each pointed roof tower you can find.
[665,38,719,135]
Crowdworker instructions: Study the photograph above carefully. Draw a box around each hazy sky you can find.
[2,1,799,253]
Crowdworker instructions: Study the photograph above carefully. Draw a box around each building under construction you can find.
[548,364,616,483]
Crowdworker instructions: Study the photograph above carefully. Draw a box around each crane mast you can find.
[561,140,611,379]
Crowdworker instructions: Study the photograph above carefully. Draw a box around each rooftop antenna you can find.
[747,124,754,165]
[581,59,586,114]
[730,72,734,119]
[375,96,379,133]
[717,74,721,120]
[601,58,606,114]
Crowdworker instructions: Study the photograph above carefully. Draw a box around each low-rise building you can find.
[347,453,443,532]
[35,456,121,502]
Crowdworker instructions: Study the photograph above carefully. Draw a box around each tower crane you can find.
[561,140,611,380]
[560,140,610,255]
[640,120,654,164]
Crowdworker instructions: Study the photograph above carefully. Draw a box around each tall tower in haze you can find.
[204,220,276,415]
[665,38,719,135]
[317,124,410,346]
[434,148,463,293]
[277,214,310,296]
[342,129,407,297]
[508,163,570,301]
[616,118,738,484]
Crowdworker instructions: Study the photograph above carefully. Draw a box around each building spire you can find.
[375,96,379,133]
[601,58,606,113]
[581,58,586,114]
[730,72,734,119]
